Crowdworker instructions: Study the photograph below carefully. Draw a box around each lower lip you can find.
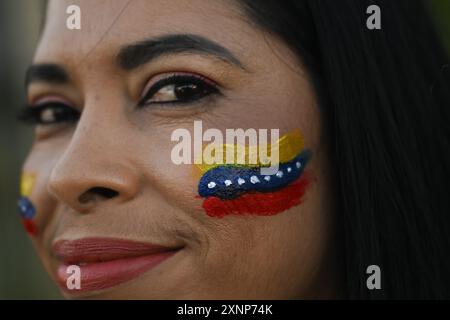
[57,250,177,294]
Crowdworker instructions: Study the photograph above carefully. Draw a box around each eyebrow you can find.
[117,34,243,70]
[25,64,69,87]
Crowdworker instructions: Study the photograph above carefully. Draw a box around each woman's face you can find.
[22,0,339,299]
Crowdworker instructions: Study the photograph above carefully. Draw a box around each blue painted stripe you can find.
[17,196,36,219]
[198,150,311,199]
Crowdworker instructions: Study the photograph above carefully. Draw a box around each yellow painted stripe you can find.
[196,130,304,173]
[20,172,36,197]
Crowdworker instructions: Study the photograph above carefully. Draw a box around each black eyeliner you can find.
[137,74,220,107]
[17,103,80,125]
[17,105,42,125]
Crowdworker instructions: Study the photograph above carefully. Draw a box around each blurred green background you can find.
[0,0,449,299]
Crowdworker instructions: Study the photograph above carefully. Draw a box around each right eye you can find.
[18,101,80,125]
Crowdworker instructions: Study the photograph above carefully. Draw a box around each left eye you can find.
[139,73,220,106]
[18,102,80,126]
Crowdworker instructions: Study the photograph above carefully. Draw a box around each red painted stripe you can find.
[22,218,38,236]
[202,173,310,218]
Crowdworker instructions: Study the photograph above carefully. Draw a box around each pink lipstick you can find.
[53,238,180,294]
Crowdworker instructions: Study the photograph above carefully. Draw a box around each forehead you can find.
[36,0,246,64]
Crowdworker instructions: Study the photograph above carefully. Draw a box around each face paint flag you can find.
[196,130,312,217]
[18,172,38,235]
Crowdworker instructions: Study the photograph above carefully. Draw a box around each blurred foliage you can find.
[430,0,450,52]
[0,0,449,299]
[0,0,60,300]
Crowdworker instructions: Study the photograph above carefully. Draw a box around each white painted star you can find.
[208,182,216,189]
[250,176,260,184]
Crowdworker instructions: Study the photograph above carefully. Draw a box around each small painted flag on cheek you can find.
[18,172,38,236]
[196,131,312,218]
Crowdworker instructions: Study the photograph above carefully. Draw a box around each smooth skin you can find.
[23,0,341,299]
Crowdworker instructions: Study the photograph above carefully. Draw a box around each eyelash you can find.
[138,73,220,107]
[19,74,220,125]
[17,102,80,126]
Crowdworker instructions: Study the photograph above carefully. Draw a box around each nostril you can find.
[78,187,119,204]
[90,187,119,199]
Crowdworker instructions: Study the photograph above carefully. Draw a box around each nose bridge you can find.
[48,100,140,213]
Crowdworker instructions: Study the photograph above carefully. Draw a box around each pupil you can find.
[175,84,201,100]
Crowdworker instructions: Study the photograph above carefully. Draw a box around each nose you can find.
[48,114,141,213]
[49,161,140,213]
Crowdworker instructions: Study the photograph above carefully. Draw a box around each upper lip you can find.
[53,237,181,264]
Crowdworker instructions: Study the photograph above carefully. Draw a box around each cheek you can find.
[194,195,331,298]
[195,130,313,218]
[18,172,39,236]
[19,144,64,239]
